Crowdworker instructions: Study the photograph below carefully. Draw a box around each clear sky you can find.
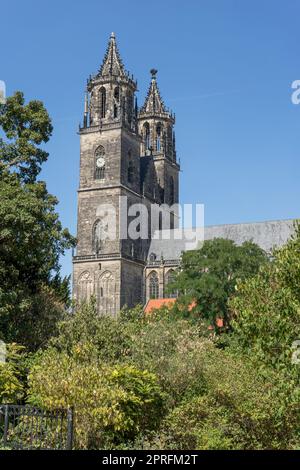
[1,0,299,277]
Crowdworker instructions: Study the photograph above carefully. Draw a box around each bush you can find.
[0,343,25,403]
[142,341,299,450]
[229,221,300,379]
[27,347,165,449]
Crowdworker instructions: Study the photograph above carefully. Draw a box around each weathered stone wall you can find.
[73,259,121,315]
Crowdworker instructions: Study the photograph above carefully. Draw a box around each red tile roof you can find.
[144,298,177,314]
[144,298,224,328]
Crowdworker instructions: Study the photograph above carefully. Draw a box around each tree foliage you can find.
[25,298,300,449]
[0,343,25,403]
[171,238,268,326]
[230,221,300,378]
[0,91,53,183]
[28,346,165,449]
[0,92,76,349]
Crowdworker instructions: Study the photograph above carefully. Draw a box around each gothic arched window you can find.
[156,123,162,151]
[167,125,173,156]
[95,145,105,179]
[78,271,93,302]
[127,92,133,125]
[114,86,120,102]
[143,122,150,153]
[159,212,163,231]
[127,150,134,183]
[97,270,116,315]
[165,269,177,298]
[114,104,118,118]
[169,176,175,205]
[149,271,159,299]
[100,87,106,118]
[93,219,104,254]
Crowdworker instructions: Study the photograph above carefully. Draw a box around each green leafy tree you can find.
[0,91,53,183]
[230,221,300,377]
[170,238,268,326]
[0,92,76,349]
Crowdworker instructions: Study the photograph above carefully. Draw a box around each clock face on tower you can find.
[96,157,105,168]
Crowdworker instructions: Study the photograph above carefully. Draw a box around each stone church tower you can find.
[73,33,180,314]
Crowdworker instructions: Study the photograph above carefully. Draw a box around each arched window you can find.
[169,176,175,205]
[97,271,116,315]
[93,219,104,254]
[127,150,134,183]
[100,87,106,118]
[149,271,159,299]
[143,122,150,153]
[127,92,133,125]
[95,145,105,179]
[156,123,162,151]
[167,125,173,156]
[114,86,120,102]
[114,104,118,118]
[78,271,93,302]
[149,253,157,263]
[159,212,163,231]
[165,269,177,298]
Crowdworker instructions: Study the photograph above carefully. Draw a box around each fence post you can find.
[66,407,74,450]
[3,405,9,446]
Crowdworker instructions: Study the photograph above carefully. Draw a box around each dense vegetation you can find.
[0,92,75,349]
[1,93,300,449]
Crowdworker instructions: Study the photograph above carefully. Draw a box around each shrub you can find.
[0,343,25,403]
[143,341,299,450]
[27,347,165,449]
[229,221,300,379]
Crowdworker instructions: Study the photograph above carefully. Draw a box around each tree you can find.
[229,221,300,378]
[170,238,269,327]
[0,92,76,349]
[0,91,53,183]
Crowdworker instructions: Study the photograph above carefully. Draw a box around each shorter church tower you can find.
[138,69,180,219]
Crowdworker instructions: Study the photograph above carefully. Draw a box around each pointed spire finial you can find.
[140,69,167,114]
[98,33,126,78]
[150,68,158,79]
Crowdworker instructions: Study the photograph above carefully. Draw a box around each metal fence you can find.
[0,405,74,450]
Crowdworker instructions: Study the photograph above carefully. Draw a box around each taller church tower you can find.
[73,34,180,313]
[73,33,145,314]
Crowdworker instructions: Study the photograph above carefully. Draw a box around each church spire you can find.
[138,69,176,162]
[140,69,168,115]
[98,32,127,78]
[83,33,137,131]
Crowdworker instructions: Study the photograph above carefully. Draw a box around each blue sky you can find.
[1,0,299,277]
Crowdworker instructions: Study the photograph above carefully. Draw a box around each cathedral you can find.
[72,33,294,314]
